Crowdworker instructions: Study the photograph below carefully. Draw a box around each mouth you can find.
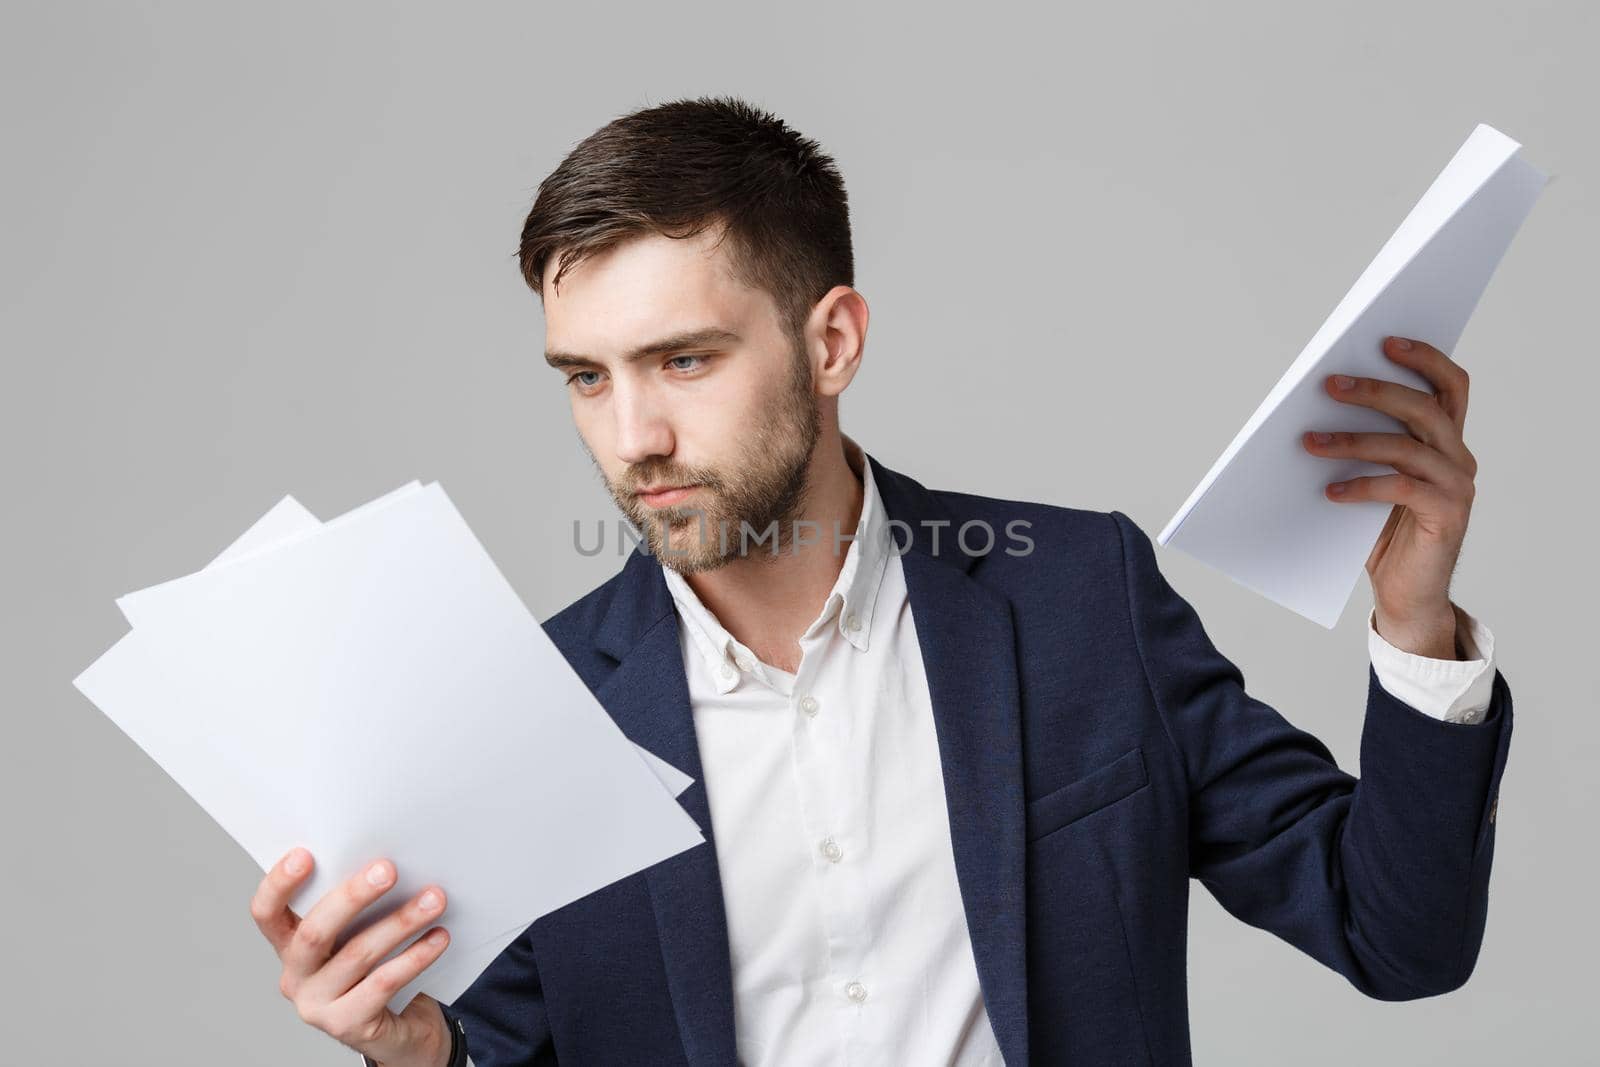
[635,484,701,508]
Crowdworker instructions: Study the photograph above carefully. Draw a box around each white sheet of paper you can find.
[1157,123,1548,627]
[77,482,703,1011]
[80,492,692,826]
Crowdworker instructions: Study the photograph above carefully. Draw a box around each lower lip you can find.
[637,485,700,507]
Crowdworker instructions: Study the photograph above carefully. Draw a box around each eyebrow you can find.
[544,327,744,370]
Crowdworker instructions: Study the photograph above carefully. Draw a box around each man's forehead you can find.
[542,232,768,359]
[544,293,751,364]
[545,228,737,302]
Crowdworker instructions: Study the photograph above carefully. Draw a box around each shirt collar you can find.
[661,434,893,692]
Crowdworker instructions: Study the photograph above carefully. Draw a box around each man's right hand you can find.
[251,848,453,1067]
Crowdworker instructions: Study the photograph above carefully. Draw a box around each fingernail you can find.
[418,890,442,913]
[428,929,448,946]
[1311,431,1333,445]
[1328,482,1347,496]
[1332,375,1356,391]
[285,849,308,876]
[1391,337,1413,350]
[366,861,393,887]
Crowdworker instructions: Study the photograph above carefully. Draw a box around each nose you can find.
[611,380,675,467]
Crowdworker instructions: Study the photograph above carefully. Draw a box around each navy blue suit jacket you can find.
[444,453,1513,1066]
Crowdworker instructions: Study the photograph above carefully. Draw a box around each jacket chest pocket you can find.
[1026,746,1149,843]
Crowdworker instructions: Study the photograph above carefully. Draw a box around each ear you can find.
[806,285,869,398]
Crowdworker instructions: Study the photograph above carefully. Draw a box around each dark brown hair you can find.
[517,95,854,350]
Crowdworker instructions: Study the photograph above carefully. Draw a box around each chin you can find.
[639,520,719,573]
[656,545,728,576]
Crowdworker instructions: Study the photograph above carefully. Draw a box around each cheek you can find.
[721,370,781,425]
[696,398,762,460]
[662,377,750,442]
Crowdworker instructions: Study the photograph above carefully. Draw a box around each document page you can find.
[76,483,703,1010]
[1158,123,1548,626]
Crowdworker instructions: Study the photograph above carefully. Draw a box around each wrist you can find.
[367,1003,454,1067]
[1373,601,1459,659]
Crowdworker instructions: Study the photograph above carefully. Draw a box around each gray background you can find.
[3,1,1594,1063]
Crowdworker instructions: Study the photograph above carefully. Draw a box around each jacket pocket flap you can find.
[1027,746,1148,841]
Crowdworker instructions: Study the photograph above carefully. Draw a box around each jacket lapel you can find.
[592,551,740,1067]
[872,455,1031,1067]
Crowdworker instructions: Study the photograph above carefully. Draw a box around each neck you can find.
[681,430,864,673]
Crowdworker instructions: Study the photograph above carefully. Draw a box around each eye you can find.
[666,354,706,372]
[566,370,604,392]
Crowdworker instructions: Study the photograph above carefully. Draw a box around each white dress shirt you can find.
[658,436,1498,1067]
[392,440,1497,1067]
[662,439,1003,1066]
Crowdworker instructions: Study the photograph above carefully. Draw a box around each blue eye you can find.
[567,370,602,389]
[667,354,704,371]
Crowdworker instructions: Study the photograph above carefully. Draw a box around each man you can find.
[250,96,1511,1066]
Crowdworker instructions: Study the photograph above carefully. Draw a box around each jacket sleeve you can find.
[445,925,559,1066]
[1111,510,1514,1000]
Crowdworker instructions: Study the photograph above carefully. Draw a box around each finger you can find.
[1382,336,1469,431]
[1302,430,1473,495]
[281,858,400,986]
[1324,372,1467,462]
[303,885,448,1002]
[1325,473,1469,535]
[336,926,452,1025]
[250,847,314,955]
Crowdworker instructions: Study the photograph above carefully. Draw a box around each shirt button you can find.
[820,836,843,863]
[735,653,755,672]
[798,694,820,717]
[845,980,868,1003]
[844,611,861,633]
[719,664,735,681]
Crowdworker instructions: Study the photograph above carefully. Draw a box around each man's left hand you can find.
[1302,335,1477,660]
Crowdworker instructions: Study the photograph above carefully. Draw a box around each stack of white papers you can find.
[1158,123,1548,627]
[74,480,704,1012]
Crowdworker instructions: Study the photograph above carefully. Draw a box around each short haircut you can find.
[517,95,854,350]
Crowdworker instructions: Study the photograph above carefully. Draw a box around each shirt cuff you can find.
[1368,603,1496,724]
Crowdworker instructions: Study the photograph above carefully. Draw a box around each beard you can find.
[592,348,823,575]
